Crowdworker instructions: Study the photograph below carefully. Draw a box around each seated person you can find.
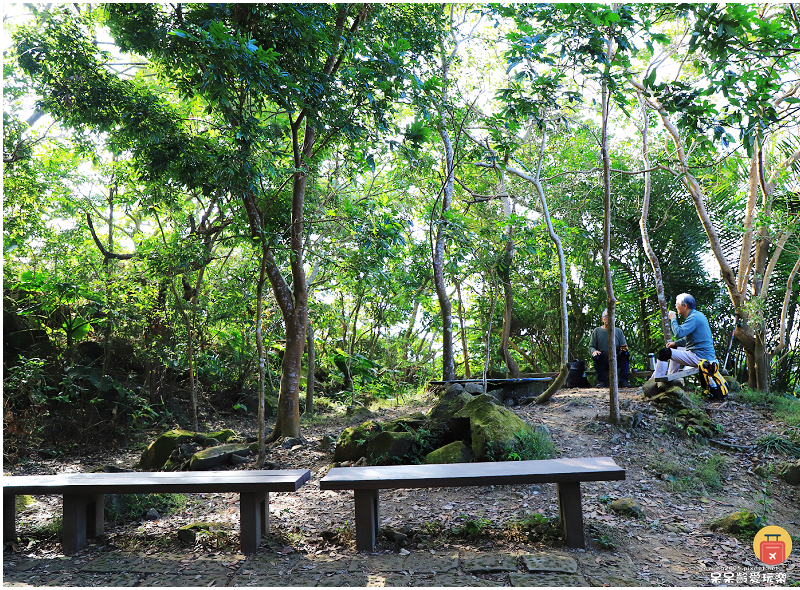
[654,293,716,377]
[589,309,630,388]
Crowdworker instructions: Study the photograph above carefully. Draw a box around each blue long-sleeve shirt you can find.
[670,309,716,362]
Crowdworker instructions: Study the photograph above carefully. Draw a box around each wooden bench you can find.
[654,367,699,383]
[3,469,311,554]
[320,457,625,552]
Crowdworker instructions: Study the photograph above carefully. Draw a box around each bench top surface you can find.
[2,469,311,495]
[320,457,624,490]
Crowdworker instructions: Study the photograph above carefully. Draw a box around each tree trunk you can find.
[431,8,457,382]
[255,249,269,467]
[498,239,521,378]
[455,280,471,378]
[636,91,670,346]
[601,37,620,424]
[304,320,315,417]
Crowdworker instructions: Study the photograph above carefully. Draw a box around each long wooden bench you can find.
[320,457,625,552]
[654,367,699,383]
[3,469,310,554]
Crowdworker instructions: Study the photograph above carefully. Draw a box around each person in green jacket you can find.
[589,309,630,388]
[653,293,716,378]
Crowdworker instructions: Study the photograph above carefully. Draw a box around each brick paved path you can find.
[3,548,649,586]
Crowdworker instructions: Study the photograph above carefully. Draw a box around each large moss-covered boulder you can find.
[136,430,196,470]
[189,444,250,470]
[383,412,426,433]
[427,389,472,427]
[453,394,535,461]
[333,421,382,462]
[424,441,473,464]
[366,431,415,463]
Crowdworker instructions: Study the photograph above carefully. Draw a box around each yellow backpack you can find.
[698,359,728,400]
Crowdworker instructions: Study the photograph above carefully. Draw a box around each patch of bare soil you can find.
[5,386,799,586]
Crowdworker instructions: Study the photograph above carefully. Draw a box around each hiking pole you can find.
[722,314,739,370]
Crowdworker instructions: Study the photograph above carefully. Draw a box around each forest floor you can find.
[4,384,799,587]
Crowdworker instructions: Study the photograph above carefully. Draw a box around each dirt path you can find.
[5,385,799,586]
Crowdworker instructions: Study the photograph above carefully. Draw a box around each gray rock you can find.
[145,508,160,520]
[445,383,465,396]
[230,453,249,465]
[609,498,645,518]
[320,435,334,450]
[282,437,305,449]
[534,424,551,436]
[779,460,800,485]
[188,444,251,470]
[463,383,484,395]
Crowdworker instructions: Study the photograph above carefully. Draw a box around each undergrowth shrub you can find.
[106,493,187,524]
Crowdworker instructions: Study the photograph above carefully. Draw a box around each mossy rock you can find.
[723,376,742,393]
[366,431,415,463]
[711,510,759,535]
[188,444,250,471]
[424,441,474,464]
[204,429,236,443]
[15,494,35,511]
[453,394,535,461]
[609,498,645,519]
[136,430,196,471]
[427,391,473,429]
[178,522,219,543]
[383,412,426,433]
[333,421,382,462]
[779,460,800,485]
[347,406,377,424]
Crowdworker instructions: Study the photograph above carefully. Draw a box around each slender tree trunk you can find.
[636,91,670,346]
[255,249,269,466]
[304,321,315,417]
[431,8,457,382]
[170,280,198,431]
[601,39,620,424]
[455,280,471,378]
[496,172,521,378]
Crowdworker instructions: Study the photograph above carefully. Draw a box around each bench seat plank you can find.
[320,457,624,490]
[320,457,624,552]
[3,469,310,554]
[3,470,310,495]
[654,367,699,382]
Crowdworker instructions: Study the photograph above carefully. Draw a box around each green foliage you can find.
[755,433,800,457]
[504,429,557,461]
[453,514,492,538]
[106,493,187,525]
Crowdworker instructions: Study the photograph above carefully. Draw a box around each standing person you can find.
[653,293,716,378]
[589,309,630,388]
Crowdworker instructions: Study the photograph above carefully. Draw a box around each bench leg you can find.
[353,489,379,553]
[4,495,17,544]
[557,482,585,549]
[240,491,269,554]
[62,493,104,554]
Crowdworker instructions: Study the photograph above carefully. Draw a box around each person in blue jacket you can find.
[653,293,716,378]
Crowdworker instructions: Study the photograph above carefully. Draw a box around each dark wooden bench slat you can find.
[3,469,310,495]
[320,457,624,491]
